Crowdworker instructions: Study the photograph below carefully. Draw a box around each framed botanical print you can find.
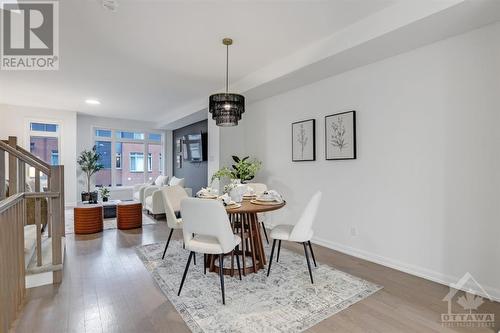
[325,111,356,160]
[292,119,316,162]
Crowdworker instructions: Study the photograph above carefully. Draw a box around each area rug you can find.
[136,240,382,333]
[65,209,157,234]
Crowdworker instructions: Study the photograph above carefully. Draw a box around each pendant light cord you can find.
[225,44,229,93]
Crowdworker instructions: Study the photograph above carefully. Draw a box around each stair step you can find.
[26,236,65,275]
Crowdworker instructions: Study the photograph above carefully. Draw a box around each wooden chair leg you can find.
[276,240,282,262]
[302,242,314,284]
[267,239,277,277]
[162,228,174,259]
[308,240,317,267]
[219,254,225,305]
[178,251,194,296]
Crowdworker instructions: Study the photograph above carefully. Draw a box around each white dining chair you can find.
[178,198,242,305]
[246,183,270,244]
[161,185,188,259]
[267,191,322,284]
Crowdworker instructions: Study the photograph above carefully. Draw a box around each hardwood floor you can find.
[12,220,499,333]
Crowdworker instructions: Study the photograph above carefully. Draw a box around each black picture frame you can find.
[292,119,316,162]
[325,111,356,160]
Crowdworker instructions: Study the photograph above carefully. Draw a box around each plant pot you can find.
[81,192,91,203]
[229,182,247,203]
[90,191,98,204]
[102,197,108,202]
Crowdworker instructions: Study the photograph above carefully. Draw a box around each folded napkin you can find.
[259,190,284,203]
[219,193,232,205]
[197,187,218,197]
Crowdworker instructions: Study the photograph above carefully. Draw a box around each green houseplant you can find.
[77,145,104,203]
[99,186,110,202]
[230,156,262,183]
[210,156,262,194]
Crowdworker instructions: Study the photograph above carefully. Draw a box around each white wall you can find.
[76,114,167,198]
[219,22,500,299]
[0,104,78,205]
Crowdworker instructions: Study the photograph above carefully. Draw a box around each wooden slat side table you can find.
[74,205,103,234]
[117,201,142,230]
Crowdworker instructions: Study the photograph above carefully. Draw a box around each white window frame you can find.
[26,119,62,166]
[92,126,164,187]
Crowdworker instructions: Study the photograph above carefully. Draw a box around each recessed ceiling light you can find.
[85,99,100,105]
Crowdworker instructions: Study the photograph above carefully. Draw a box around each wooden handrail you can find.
[0,140,51,175]
[0,137,65,331]
[0,193,23,213]
[24,191,60,199]
[12,144,51,172]
[0,192,59,214]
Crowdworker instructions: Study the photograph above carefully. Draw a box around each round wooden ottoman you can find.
[74,205,103,234]
[117,201,142,230]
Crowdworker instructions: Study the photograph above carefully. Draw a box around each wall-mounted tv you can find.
[183,132,207,162]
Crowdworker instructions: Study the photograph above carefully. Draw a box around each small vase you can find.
[103,197,108,202]
[229,180,247,203]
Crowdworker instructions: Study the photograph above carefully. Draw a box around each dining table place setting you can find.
[251,189,284,205]
[196,187,219,199]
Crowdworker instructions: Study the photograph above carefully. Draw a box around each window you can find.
[28,121,60,190]
[30,122,58,132]
[50,150,59,165]
[115,153,122,169]
[116,131,144,140]
[149,133,162,141]
[130,152,144,172]
[95,129,112,137]
[93,128,164,187]
[95,141,112,187]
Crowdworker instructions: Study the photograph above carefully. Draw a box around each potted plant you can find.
[99,186,110,202]
[230,156,262,183]
[77,145,104,203]
[211,156,262,202]
[210,167,235,186]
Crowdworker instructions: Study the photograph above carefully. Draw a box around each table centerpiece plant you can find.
[210,156,262,201]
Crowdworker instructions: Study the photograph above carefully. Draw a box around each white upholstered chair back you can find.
[181,198,235,254]
[246,183,267,195]
[161,185,188,229]
[289,191,322,242]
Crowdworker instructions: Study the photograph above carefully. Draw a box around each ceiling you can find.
[0,0,395,124]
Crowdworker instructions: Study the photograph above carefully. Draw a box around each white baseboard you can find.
[312,236,500,302]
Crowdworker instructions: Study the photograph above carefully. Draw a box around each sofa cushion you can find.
[154,175,169,186]
[169,176,185,187]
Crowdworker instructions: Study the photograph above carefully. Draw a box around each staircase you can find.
[0,136,65,332]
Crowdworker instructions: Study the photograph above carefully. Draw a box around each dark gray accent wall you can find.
[173,120,208,194]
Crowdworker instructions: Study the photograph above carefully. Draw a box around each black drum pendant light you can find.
[209,38,245,127]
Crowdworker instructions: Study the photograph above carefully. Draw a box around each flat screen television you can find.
[183,132,207,162]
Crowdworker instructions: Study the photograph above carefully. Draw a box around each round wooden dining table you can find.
[208,199,286,276]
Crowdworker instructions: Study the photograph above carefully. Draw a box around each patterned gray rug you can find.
[65,209,157,235]
[136,240,382,333]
